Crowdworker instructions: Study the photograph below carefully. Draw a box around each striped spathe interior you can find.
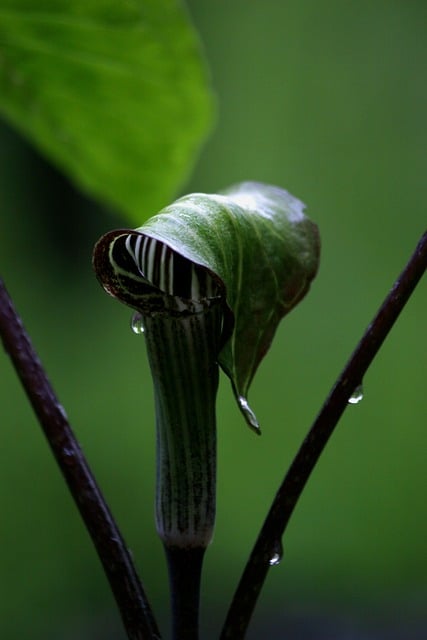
[109,231,220,304]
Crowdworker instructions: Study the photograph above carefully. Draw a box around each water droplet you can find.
[269,552,281,566]
[348,383,364,404]
[268,540,283,566]
[237,395,260,434]
[131,312,145,335]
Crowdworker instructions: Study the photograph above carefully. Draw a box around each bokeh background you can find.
[1,1,426,638]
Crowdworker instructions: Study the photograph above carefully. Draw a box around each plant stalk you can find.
[164,547,205,640]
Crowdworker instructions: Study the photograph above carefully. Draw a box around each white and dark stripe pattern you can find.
[117,233,219,301]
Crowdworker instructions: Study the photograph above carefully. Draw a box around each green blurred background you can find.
[1,1,426,638]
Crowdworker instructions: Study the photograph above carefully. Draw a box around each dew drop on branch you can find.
[268,539,283,566]
[348,383,364,405]
[130,312,145,335]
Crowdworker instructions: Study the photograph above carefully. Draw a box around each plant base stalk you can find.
[164,546,205,640]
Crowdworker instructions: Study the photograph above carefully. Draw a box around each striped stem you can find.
[143,301,221,549]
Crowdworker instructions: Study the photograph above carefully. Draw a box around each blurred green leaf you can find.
[0,0,213,222]
[93,181,320,431]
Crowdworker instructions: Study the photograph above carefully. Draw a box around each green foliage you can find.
[0,0,213,222]
[0,1,426,638]
[135,181,320,430]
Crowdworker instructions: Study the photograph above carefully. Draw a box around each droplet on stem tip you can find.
[348,383,364,405]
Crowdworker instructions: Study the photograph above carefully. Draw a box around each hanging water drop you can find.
[269,552,281,566]
[268,539,283,566]
[237,395,260,434]
[131,312,145,335]
[348,383,363,404]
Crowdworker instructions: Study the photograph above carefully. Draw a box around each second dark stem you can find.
[221,230,427,638]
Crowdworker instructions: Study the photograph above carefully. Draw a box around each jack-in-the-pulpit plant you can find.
[93,181,320,635]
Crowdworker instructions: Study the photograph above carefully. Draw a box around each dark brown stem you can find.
[0,278,161,640]
[164,546,205,640]
[220,230,427,639]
